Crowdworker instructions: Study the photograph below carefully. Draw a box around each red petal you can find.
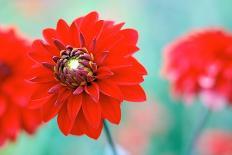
[21,109,41,134]
[29,95,53,109]
[71,110,103,139]
[41,43,59,56]
[121,28,138,44]
[43,28,57,45]
[56,19,70,45]
[80,11,99,46]
[96,67,114,79]
[129,57,147,75]
[90,20,104,46]
[67,94,82,125]
[110,67,144,85]
[94,23,125,52]
[29,75,55,84]
[70,22,80,47]
[42,89,70,122]
[94,51,109,65]
[29,40,54,63]
[98,79,123,101]
[82,93,101,128]
[30,82,57,100]
[119,85,146,102]
[84,82,100,102]
[96,31,122,52]
[0,96,6,116]
[57,105,73,135]
[53,39,66,51]
[28,64,52,79]
[85,121,103,139]
[42,94,58,122]
[100,95,121,124]
[111,44,139,57]
[2,105,20,140]
[82,11,99,26]
[0,136,6,146]
[103,56,131,69]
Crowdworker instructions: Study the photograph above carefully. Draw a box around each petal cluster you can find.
[163,29,232,106]
[28,11,147,139]
[0,28,41,145]
[198,130,232,155]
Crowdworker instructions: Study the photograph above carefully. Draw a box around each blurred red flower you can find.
[198,130,232,155]
[163,29,232,109]
[28,11,147,139]
[0,28,41,146]
[117,102,169,155]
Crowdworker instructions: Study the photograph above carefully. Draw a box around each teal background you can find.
[1,0,232,154]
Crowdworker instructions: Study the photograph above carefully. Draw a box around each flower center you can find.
[54,46,97,89]
[0,62,12,82]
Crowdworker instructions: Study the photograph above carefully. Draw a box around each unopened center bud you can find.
[54,46,97,89]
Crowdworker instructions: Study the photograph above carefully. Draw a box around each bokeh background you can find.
[1,0,232,154]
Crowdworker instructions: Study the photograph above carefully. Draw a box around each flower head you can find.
[28,11,147,139]
[0,28,41,146]
[163,29,232,108]
[198,130,232,155]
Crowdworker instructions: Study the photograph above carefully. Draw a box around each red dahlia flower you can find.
[28,11,147,139]
[0,28,41,146]
[163,29,232,109]
[198,130,232,155]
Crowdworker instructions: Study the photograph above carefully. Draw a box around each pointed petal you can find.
[30,82,57,100]
[29,40,54,63]
[56,19,70,44]
[96,67,114,79]
[2,105,20,140]
[95,51,109,65]
[43,28,57,45]
[42,89,70,122]
[82,93,101,128]
[71,110,103,139]
[0,96,6,116]
[21,109,41,134]
[70,21,81,47]
[110,67,144,85]
[100,95,121,124]
[29,75,54,84]
[98,79,123,101]
[84,82,100,102]
[82,11,99,27]
[67,94,82,124]
[29,95,53,109]
[121,28,138,44]
[57,105,73,135]
[80,11,99,45]
[70,110,85,136]
[120,85,146,102]
[53,39,66,51]
[129,57,147,75]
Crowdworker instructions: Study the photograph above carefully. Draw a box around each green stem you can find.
[185,108,211,155]
[103,120,118,155]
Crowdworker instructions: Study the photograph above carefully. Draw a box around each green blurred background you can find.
[1,0,232,154]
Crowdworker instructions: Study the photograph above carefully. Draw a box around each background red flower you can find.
[0,28,41,146]
[163,29,232,108]
[198,130,232,155]
[28,11,147,139]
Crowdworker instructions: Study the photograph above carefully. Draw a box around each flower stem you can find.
[103,120,118,155]
[185,108,211,155]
